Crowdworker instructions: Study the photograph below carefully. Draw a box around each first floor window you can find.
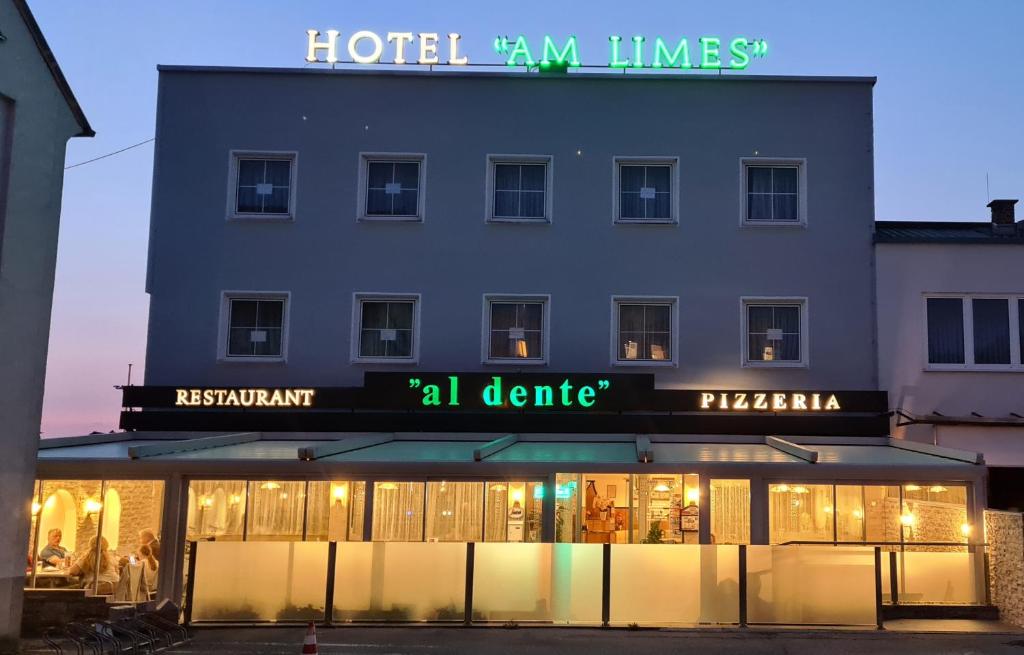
[486,297,546,362]
[615,300,674,363]
[361,155,424,219]
[744,300,805,365]
[926,295,1022,368]
[356,297,416,360]
[231,153,296,217]
[492,161,548,220]
[746,165,799,222]
[617,161,674,221]
[226,297,285,358]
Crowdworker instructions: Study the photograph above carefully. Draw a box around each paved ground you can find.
[28,625,1024,655]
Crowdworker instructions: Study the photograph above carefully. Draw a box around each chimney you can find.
[988,199,1018,235]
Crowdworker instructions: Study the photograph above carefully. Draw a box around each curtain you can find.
[372,482,424,541]
[710,479,750,545]
[972,298,1010,364]
[246,481,305,540]
[927,298,965,364]
[425,482,483,542]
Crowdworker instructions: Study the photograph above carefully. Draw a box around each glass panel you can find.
[333,542,466,621]
[229,299,258,327]
[494,190,518,217]
[610,545,739,625]
[494,163,520,191]
[748,194,772,221]
[394,162,419,190]
[1019,300,1024,363]
[237,159,263,187]
[773,194,798,221]
[901,484,968,545]
[747,167,772,193]
[927,298,965,364]
[187,481,246,541]
[245,481,305,541]
[897,550,981,604]
[768,484,834,544]
[836,485,902,544]
[33,480,102,588]
[632,474,683,544]
[746,546,876,624]
[393,189,418,216]
[191,541,328,621]
[772,167,798,194]
[360,302,388,329]
[472,543,553,621]
[264,160,291,187]
[236,187,260,214]
[520,164,545,191]
[519,190,545,218]
[372,482,424,542]
[366,188,391,215]
[582,474,629,544]
[973,298,1011,364]
[95,480,164,595]
[425,481,483,542]
[710,479,750,545]
[619,165,643,192]
[386,302,414,329]
[366,161,391,188]
[265,188,289,214]
[644,165,670,192]
[555,474,580,543]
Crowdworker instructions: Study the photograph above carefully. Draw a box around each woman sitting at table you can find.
[38,529,68,567]
[137,543,159,591]
[68,536,119,594]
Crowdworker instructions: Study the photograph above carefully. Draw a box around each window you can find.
[742,298,808,367]
[613,157,678,223]
[357,153,425,221]
[372,481,425,542]
[486,156,553,222]
[228,151,297,219]
[612,297,677,366]
[925,295,1024,370]
[352,294,419,363]
[219,293,288,361]
[740,158,807,226]
[483,295,549,364]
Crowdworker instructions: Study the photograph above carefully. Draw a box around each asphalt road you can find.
[141,626,1024,655]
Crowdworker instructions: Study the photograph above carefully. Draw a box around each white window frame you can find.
[357,152,427,222]
[481,294,551,366]
[226,150,298,221]
[609,296,679,367]
[740,296,809,368]
[350,292,422,364]
[923,293,1024,372]
[485,154,554,224]
[738,157,808,228]
[612,156,680,225]
[217,291,291,363]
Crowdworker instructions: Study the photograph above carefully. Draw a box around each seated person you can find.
[138,529,160,561]
[68,536,119,594]
[138,543,159,591]
[38,529,68,567]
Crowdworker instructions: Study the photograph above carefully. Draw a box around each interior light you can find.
[904,484,921,492]
[763,345,774,361]
[378,482,398,491]
[490,483,508,492]
[511,489,524,503]
[900,513,915,527]
[653,482,671,493]
[332,485,347,501]
[823,505,833,514]
[200,496,214,509]
[44,496,56,510]
[281,492,289,499]
[685,488,700,505]
[852,509,864,520]
[31,502,42,516]
[229,494,242,506]
[772,484,790,493]
[83,498,103,515]
[928,485,948,493]
[792,486,809,494]
[260,482,282,490]
[961,523,972,537]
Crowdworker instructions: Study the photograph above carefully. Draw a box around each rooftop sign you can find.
[305,30,769,71]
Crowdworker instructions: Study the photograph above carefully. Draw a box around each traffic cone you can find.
[302,622,318,654]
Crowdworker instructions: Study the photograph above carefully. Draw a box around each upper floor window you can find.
[483,295,549,364]
[219,293,289,361]
[486,155,553,223]
[740,158,807,226]
[612,297,677,366]
[352,294,419,363]
[613,157,679,224]
[742,298,808,367]
[926,295,1023,370]
[358,153,425,221]
[228,151,297,220]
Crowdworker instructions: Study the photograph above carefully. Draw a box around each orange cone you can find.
[302,622,318,654]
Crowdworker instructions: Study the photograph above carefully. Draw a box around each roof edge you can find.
[12,0,93,137]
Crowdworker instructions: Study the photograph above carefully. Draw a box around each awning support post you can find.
[183,541,198,626]
[601,543,611,627]
[874,546,884,630]
[738,544,748,628]
[324,541,337,626]
[463,542,475,626]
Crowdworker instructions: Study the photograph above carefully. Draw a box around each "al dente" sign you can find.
[305,30,769,71]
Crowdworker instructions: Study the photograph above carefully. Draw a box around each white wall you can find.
[876,242,1024,466]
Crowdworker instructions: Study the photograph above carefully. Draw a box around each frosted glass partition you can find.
[897,551,980,604]
[747,546,876,625]
[191,541,328,621]
[550,544,603,624]
[610,545,739,625]
[473,543,553,622]
[333,542,467,621]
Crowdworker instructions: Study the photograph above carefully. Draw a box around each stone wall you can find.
[985,510,1024,626]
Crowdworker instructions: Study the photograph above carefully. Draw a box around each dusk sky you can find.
[36,1,1023,436]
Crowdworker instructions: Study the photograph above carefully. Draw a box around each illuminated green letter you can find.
[483,376,503,407]
[700,36,721,69]
[729,37,750,69]
[578,386,596,408]
[509,385,528,408]
[534,385,553,407]
[447,375,459,406]
[631,35,645,68]
[505,35,535,67]
[422,384,441,406]
[541,35,579,69]
[652,37,690,68]
[608,36,629,68]
[559,379,574,406]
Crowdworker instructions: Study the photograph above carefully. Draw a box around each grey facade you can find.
[144,67,877,391]
[0,0,92,647]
